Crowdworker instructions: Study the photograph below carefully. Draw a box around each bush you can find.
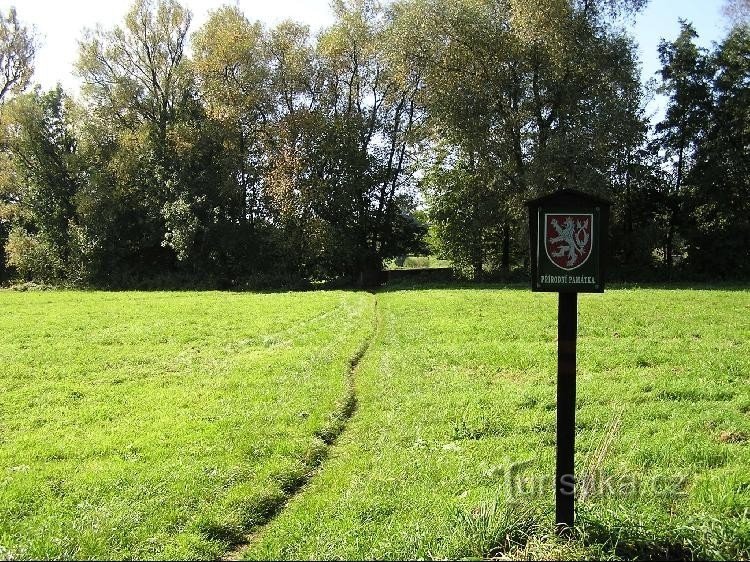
[4,227,65,284]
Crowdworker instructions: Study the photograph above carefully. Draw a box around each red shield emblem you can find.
[544,214,593,270]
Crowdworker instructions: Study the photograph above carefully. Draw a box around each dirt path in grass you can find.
[220,295,380,561]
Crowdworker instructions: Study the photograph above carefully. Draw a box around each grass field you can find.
[0,290,375,559]
[1,286,749,560]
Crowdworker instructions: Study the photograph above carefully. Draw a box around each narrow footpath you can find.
[221,295,380,561]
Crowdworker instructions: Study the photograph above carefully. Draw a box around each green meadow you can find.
[1,286,749,560]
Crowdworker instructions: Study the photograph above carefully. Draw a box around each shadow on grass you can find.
[378,280,750,294]
[6,273,748,295]
[213,393,358,560]
[456,504,750,561]
[577,509,750,561]
[579,517,696,561]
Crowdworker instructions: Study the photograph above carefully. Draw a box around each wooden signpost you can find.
[526,189,610,532]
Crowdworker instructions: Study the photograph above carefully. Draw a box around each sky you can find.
[0,0,337,92]
[0,0,731,117]
[632,0,727,119]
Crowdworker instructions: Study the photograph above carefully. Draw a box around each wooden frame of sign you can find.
[527,189,610,293]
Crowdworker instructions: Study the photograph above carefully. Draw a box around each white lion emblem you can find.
[549,216,590,267]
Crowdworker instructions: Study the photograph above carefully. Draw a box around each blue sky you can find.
[633,0,726,81]
[632,0,727,119]
[0,0,731,120]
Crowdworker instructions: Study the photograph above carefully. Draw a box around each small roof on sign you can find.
[525,188,611,208]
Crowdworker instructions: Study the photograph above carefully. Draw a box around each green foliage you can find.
[161,193,202,262]
[4,226,63,282]
[1,87,82,282]
[652,21,714,278]
[412,0,647,280]
[423,149,509,279]
[0,0,747,286]
[258,0,427,283]
[0,0,424,287]
[76,0,192,141]
[681,24,750,277]
[651,21,750,279]
[0,7,36,103]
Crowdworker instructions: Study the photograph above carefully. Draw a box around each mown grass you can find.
[0,290,375,560]
[247,286,750,560]
[1,286,748,560]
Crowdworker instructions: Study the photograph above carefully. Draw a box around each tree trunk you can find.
[472,246,483,282]
[469,151,482,283]
[624,151,633,265]
[358,251,383,288]
[665,217,674,281]
[666,140,684,281]
[472,260,483,282]
[239,127,249,225]
[501,222,510,270]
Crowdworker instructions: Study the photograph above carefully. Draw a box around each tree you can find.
[317,0,425,283]
[723,0,750,26]
[192,6,271,228]
[11,0,747,287]
[408,0,647,279]
[262,1,426,284]
[654,21,713,278]
[261,20,322,277]
[682,24,750,276]
[2,87,81,282]
[0,7,35,103]
[423,146,506,280]
[75,0,195,279]
[407,0,519,280]
[77,0,191,154]
[0,6,35,279]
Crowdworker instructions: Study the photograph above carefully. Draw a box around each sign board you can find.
[527,189,610,293]
[525,188,610,531]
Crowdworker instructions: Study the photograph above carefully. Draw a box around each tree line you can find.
[0,0,747,288]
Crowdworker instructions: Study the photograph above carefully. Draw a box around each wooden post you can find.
[556,291,577,532]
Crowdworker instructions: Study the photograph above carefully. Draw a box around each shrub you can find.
[4,227,64,284]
